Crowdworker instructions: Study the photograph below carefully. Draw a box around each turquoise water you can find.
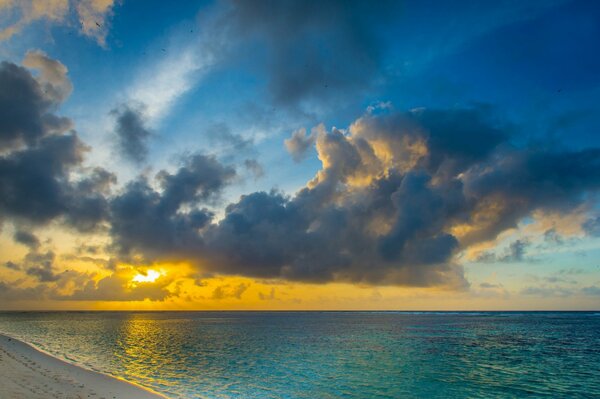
[0,312,599,398]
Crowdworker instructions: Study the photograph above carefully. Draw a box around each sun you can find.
[132,269,163,283]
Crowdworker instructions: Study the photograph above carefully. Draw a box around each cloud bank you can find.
[2,51,600,298]
[104,107,600,288]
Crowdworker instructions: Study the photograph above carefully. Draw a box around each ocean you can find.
[0,311,598,398]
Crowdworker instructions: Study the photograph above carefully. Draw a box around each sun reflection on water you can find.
[116,314,181,389]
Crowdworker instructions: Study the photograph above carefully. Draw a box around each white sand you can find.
[0,333,169,399]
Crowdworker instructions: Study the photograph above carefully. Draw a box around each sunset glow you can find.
[132,270,163,284]
[0,0,599,311]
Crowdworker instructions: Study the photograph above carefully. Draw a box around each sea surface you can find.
[0,311,599,398]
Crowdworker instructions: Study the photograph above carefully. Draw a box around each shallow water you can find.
[0,312,598,398]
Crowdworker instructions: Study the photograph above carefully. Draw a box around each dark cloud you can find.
[111,103,152,164]
[0,61,70,150]
[0,131,111,231]
[4,261,20,271]
[211,282,249,300]
[378,172,459,263]
[3,61,600,292]
[476,239,530,263]
[500,240,529,262]
[208,123,254,153]
[109,154,235,258]
[0,60,113,232]
[76,244,102,255]
[64,167,116,231]
[0,281,47,301]
[26,266,60,282]
[156,154,236,208]
[101,106,600,288]
[0,133,85,223]
[24,251,60,282]
[13,230,40,249]
[243,159,264,179]
[223,0,398,107]
[284,126,317,162]
[258,287,277,300]
[109,177,209,257]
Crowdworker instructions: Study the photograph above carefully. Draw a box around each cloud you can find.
[207,123,254,154]
[543,228,564,245]
[13,230,40,249]
[0,0,68,41]
[0,59,113,231]
[583,215,600,236]
[479,282,500,289]
[0,131,85,223]
[0,124,111,231]
[64,270,172,301]
[104,106,600,288]
[557,268,586,276]
[123,0,395,125]
[223,0,397,108]
[24,251,61,282]
[521,285,600,298]
[258,287,276,300]
[211,282,249,300]
[4,62,600,292]
[75,0,114,47]
[520,286,575,297]
[110,103,152,164]
[64,167,115,231]
[0,280,48,301]
[244,159,264,180]
[476,239,531,263]
[22,50,73,103]
[127,47,212,124]
[0,260,173,302]
[0,0,114,46]
[543,276,575,284]
[0,59,71,149]
[4,261,20,271]
[284,126,319,162]
[109,154,235,257]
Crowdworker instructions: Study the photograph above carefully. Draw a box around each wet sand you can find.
[0,333,168,399]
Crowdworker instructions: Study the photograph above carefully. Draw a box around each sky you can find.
[0,0,599,310]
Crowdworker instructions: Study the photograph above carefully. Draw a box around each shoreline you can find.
[0,333,169,399]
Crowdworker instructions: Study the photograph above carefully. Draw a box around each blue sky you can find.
[4,0,599,177]
[0,0,599,309]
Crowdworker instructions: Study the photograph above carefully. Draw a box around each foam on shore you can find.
[0,333,169,399]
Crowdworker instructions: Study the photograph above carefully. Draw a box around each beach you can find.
[0,333,168,399]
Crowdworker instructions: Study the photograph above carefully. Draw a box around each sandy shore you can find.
[0,333,169,399]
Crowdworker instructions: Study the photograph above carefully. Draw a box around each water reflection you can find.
[117,314,188,390]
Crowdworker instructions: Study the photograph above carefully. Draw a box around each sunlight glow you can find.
[132,269,163,283]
